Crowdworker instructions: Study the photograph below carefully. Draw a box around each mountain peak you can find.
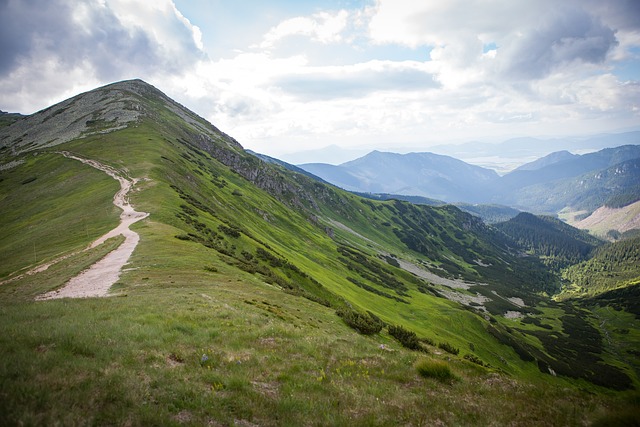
[99,78,163,97]
[0,78,236,155]
[0,79,154,153]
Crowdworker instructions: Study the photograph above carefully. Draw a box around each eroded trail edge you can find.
[37,152,149,300]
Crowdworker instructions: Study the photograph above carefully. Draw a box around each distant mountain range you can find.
[296,144,640,215]
[301,151,499,203]
[429,131,640,165]
[278,131,640,172]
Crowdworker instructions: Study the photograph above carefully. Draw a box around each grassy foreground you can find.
[0,222,637,426]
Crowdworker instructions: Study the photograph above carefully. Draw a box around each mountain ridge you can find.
[300,150,499,203]
[297,144,640,215]
[513,150,578,171]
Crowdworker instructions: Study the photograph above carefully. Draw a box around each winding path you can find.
[36,152,149,300]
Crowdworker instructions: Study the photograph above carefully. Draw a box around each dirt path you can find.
[36,152,148,300]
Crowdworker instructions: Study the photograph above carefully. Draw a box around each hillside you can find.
[503,157,640,214]
[496,145,640,194]
[454,203,521,224]
[562,200,640,240]
[0,111,23,129]
[495,213,602,269]
[0,80,638,425]
[252,157,520,224]
[561,236,640,299]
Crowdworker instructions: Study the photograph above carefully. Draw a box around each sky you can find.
[1,0,639,161]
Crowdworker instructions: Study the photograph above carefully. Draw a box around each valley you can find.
[0,80,638,426]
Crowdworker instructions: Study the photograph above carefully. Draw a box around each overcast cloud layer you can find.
[1,0,639,157]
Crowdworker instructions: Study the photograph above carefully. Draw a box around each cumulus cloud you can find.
[258,10,350,49]
[499,9,618,80]
[368,0,622,83]
[272,61,439,100]
[0,0,204,112]
[173,0,640,152]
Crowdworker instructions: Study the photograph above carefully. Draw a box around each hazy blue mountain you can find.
[514,150,578,171]
[279,144,369,165]
[299,150,499,203]
[297,162,364,190]
[504,157,640,213]
[496,145,640,195]
[246,150,330,183]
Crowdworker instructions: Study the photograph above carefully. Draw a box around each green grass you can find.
[415,358,457,382]
[1,265,634,426]
[0,153,120,278]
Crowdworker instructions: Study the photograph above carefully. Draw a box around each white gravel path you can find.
[36,152,148,300]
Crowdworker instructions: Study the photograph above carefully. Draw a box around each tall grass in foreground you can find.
[415,358,456,382]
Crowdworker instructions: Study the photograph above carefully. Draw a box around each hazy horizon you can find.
[274,130,640,172]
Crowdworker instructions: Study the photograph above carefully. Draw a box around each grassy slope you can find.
[4,259,634,426]
[0,90,638,423]
[494,212,601,271]
[562,200,640,240]
[560,236,640,298]
[0,153,120,278]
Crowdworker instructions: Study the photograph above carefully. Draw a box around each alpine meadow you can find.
[1,79,639,426]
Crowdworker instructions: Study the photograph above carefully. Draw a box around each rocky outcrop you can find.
[0,82,144,154]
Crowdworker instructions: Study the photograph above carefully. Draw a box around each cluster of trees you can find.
[562,236,640,295]
[495,213,600,268]
[604,192,640,209]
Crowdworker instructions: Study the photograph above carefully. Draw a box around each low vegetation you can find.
[438,342,460,355]
[415,358,456,382]
[388,324,422,351]
[336,307,384,335]
[561,236,640,297]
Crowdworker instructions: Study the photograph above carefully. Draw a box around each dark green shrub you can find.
[415,359,455,382]
[336,308,383,335]
[382,255,400,268]
[21,176,37,185]
[218,224,241,238]
[420,337,435,346]
[463,354,487,367]
[438,342,460,355]
[180,204,198,216]
[388,324,421,350]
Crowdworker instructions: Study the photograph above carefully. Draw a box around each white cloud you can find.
[0,0,204,113]
[271,60,439,99]
[259,10,349,49]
